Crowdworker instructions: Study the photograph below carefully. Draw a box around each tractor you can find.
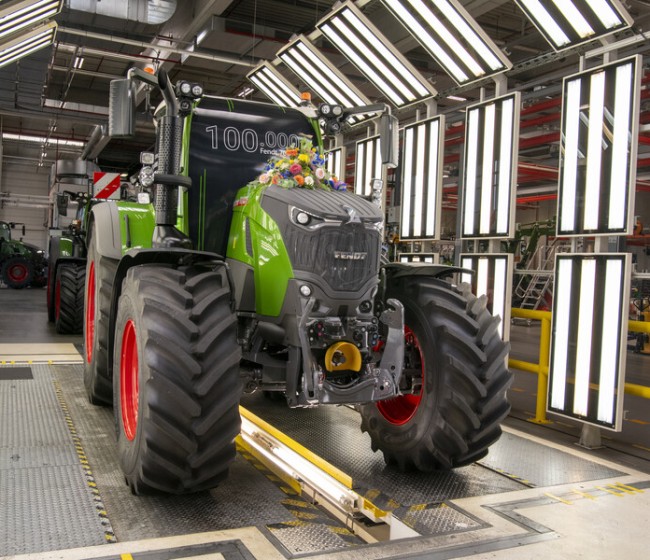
[0,221,47,289]
[83,68,512,495]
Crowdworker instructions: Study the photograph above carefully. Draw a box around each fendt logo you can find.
[334,251,367,260]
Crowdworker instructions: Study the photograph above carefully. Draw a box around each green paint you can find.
[116,202,155,254]
[57,237,73,258]
[227,184,293,317]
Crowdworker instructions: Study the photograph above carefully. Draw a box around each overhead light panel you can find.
[316,1,436,107]
[460,254,513,340]
[461,93,520,239]
[513,0,632,50]
[277,36,373,124]
[0,0,62,42]
[400,116,444,240]
[399,253,437,263]
[0,20,56,69]
[354,136,382,197]
[557,56,640,236]
[548,254,630,430]
[380,0,511,85]
[247,62,303,108]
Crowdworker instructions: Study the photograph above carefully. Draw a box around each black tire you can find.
[359,277,512,471]
[113,264,242,494]
[2,257,33,289]
[54,263,85,334]
[83,227,118,405]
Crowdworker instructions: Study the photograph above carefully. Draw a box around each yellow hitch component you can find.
[325,341,362,372]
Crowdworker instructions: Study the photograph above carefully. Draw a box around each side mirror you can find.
[109,78,136,138]
[21,224,26,237]
[380,113,399,168]
[56,193,69,216]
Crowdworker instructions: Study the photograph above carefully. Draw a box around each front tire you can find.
[113,264,242,494]
[83,227,118,405]
[54,263,85,334]
[360,277,512,471]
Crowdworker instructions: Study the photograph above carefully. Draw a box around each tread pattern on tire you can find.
[83,227,118,405]
[55,263,85,334]
[360,276,513,471]
[114,264,242,494]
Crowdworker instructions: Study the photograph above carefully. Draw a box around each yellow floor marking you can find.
[510,387,526,393]
[614,482,644,494]
[596,486,624,497]
[571,489,596,500]
[627,418,650,425]
[120,554,134,560]
[632,444,650,452]
[544,492,572,505]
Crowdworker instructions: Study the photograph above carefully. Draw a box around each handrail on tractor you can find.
[508,308,650,424]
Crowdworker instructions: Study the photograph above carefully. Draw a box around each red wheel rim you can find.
[85,262,95,363]
[55,279,61,321]
[120,319,139,441]
[376,326,424,426]
[8,263,28,282]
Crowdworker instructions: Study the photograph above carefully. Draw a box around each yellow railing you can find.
[508,308,650,424]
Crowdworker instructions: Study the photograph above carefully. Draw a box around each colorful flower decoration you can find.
[248,138,348,191]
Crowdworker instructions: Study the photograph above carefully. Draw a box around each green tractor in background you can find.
[0,221,47,289]
[82,68,512,495]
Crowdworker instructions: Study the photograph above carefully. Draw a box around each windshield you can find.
[0,222,10,242]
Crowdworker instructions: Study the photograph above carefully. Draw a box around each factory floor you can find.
[0,287,648,560]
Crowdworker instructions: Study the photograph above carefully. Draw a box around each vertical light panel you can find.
[459,254,513,341]
[513,0,633,51]
[316,1,436,108]
[325,147,345,181]
[400,116,444,240]
[548,254,630,431]
[461,92,520,239]
[398,253,438,263]
[557,55,640,236]
[354,136,382,197]
[380,0,511,85]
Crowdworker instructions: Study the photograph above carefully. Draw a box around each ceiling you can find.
[0,0,649,195]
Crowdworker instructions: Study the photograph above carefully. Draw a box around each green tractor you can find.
[0,221,47,289]
[83,68,512,495]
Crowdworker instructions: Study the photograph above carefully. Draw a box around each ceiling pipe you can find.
[58,26,258,67]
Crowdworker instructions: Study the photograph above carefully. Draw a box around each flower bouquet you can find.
[251,138,347,191]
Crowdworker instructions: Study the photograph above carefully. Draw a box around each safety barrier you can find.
[508,308,650,424]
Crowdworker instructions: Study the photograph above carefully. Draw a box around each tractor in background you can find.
[81,68,512,495]
[0,221,47,289]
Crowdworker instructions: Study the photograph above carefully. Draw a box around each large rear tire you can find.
[54,263,85,334]
[83,227,118,405]
[2,257,33,289]
[113,264,242,494]
[360,277,512,471]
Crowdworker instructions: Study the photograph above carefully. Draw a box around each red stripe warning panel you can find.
[93,172,121,199]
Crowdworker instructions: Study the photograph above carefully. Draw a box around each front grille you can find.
[284,223,380,292]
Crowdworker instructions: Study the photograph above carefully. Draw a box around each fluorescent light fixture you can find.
[276,36,373,125]
[557,56,640,236]
[460,254,513,340]
[514,0,632,50]
[398,253,438,263]
[2,131,84,147]
[461,92,520,239]
[0,0,62,41]
[354,136,382,197]
[73,55,84,69]
[380,0,511,85]
[247,62,302,108]
[548,253,630,430]
[400,116,444,240]
[325,147,345,181]
[316,2,435,107]
[0,19,56,68]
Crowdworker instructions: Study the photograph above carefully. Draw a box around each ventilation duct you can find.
[67,0,177,25]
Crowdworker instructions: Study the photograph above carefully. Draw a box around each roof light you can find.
[513,0,632,50]
[380,0,511,86]
[0,0,62,42]
[316,2,435,107]
[0,21,56,69]
[247,61,302,108]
